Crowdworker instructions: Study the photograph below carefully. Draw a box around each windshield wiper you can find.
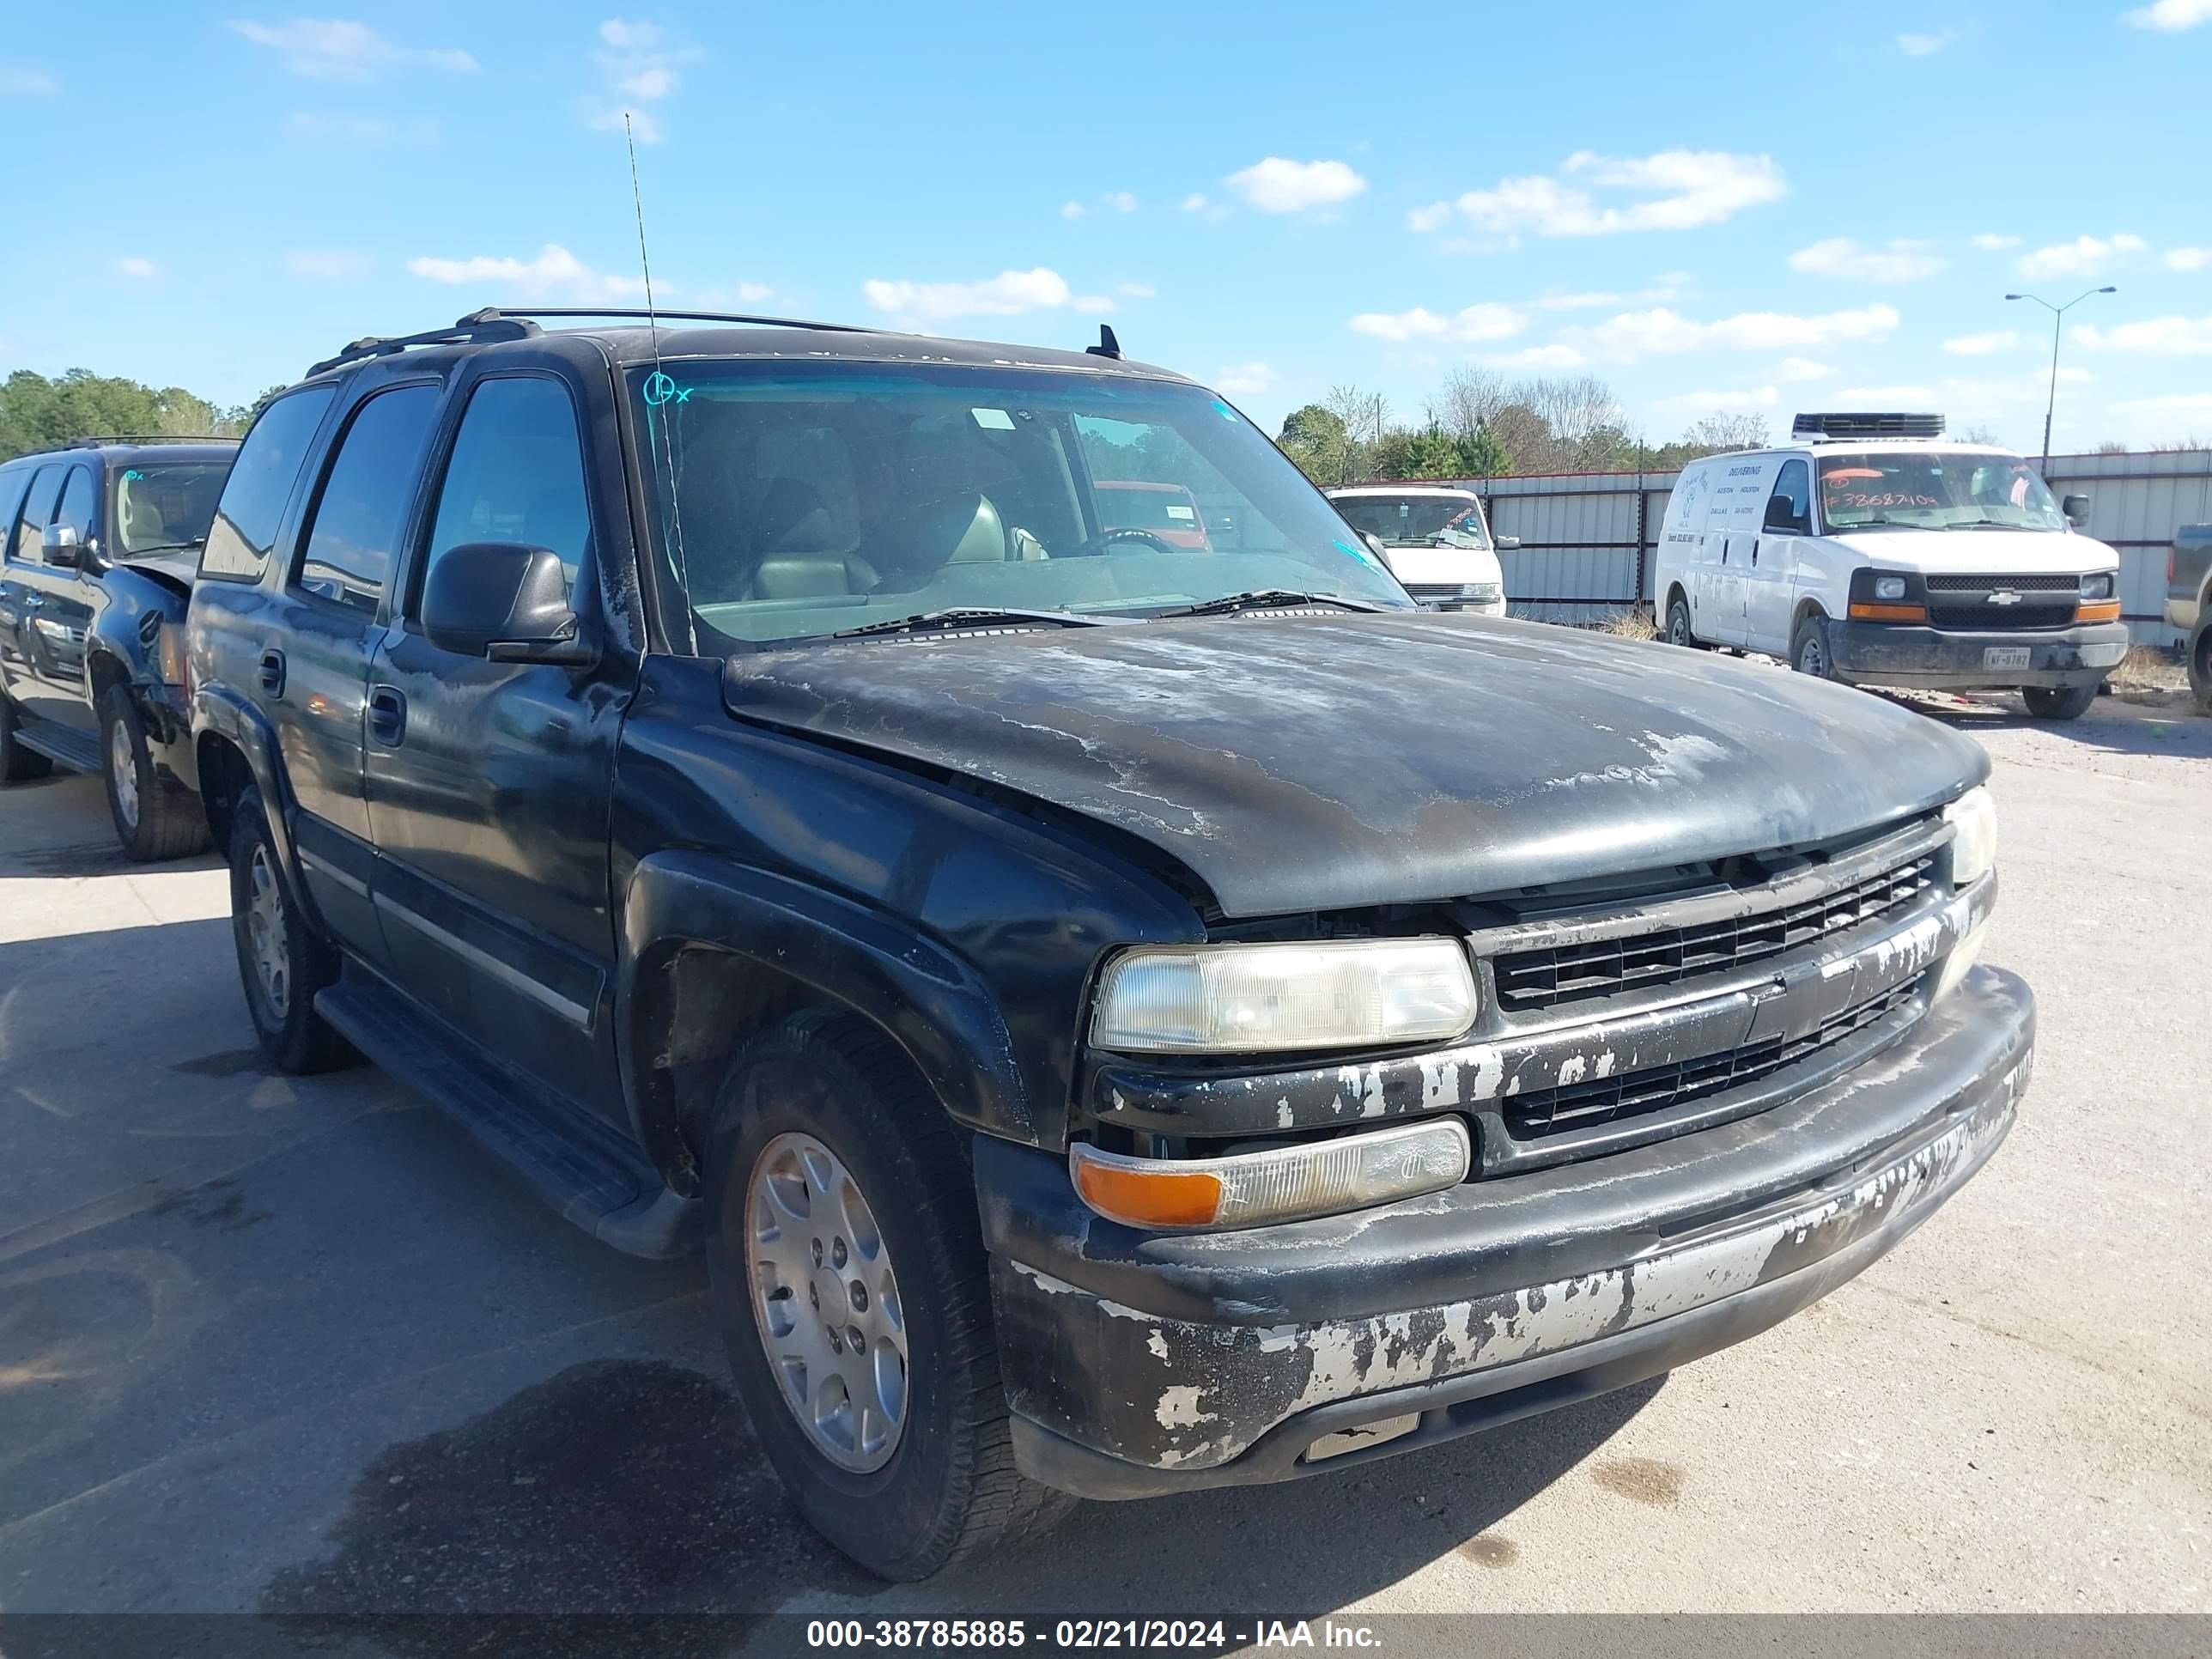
[1154,588,1390,619]
[832,606,1120,640]
[1943,520,2033,531]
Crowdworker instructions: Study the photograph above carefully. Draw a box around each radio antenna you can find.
[624,112,695,650]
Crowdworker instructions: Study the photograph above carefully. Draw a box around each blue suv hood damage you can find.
[720,613,1986,919]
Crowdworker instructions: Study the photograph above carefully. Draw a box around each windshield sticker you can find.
[1164,504,1196,521]
[970,407,1015,430]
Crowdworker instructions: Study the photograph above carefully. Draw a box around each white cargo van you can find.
[1653,413,2128,720]
[1327,484,1513,615]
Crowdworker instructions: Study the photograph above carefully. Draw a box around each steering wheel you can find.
[1066,526,1182,558]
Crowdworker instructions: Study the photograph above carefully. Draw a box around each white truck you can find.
[1654,413,2129,720]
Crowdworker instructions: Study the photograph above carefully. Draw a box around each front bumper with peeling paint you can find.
[983,964,2031,1498]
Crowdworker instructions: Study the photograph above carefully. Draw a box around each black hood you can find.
[721,614,1986,918]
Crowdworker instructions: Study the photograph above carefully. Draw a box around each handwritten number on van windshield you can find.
[1828,490,1940,509]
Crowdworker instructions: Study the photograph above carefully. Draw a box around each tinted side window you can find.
[1766,459,1811,533]
[202,386,337,580]
[418,377,591,609]
[295,386,441,614]
[52,466,95,553]
[11,466,64,563]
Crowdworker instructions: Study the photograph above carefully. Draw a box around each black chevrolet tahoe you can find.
[185,308,2033,1581]
[0,437,236,857]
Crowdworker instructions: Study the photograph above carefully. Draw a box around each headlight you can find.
[1943,785,1997,888]
[2080,572,2114,601]
[1874,574,1908,601]
[1070,1117,1471,1231]
[1091,939,1478,1054]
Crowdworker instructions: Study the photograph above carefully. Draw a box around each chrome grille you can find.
[1502,979,1921,1139]
[1491,854,1936,1012]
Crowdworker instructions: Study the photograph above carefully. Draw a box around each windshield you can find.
[1816,452,2066,532]
[1330,494,1491,549]
[112,461,229,554]
[629,362,1411,646]
[111,462,229,559]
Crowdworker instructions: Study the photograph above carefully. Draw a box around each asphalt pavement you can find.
[1,689,2207,1650]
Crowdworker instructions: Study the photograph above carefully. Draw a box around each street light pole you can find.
[2005,285,2118,473]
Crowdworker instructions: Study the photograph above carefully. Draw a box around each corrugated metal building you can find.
[1456,448,2212,644]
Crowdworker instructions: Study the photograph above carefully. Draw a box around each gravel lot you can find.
[1,688,2207,1641]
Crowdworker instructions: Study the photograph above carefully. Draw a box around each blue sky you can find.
[3,1,2208,455]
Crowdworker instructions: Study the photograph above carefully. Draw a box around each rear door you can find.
[1,465,66,723]
[362,362,631,1121]
[0,465,40,714]
[266,376,446,950]
[14,463,100,733]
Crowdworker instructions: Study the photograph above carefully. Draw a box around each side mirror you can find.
[420,542,591,665]
[2061,493,2090,528]
[41,521,82,568]
[1360,532,1397,570]
[1495,535,1520,550]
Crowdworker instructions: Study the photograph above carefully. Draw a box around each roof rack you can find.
[66,433,239,447]
[305,308,546,377]
[1792,411,1945,441]
[489,306,869,334]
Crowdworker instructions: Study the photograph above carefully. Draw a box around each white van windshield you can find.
[1816,453,2066,533]
[1331,495,1492,549]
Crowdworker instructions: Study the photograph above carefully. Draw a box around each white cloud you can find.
[1789,237,1946,282]
[1972,233,2021,251]
[1829,385,1938,404]
[1215,363,1273,396]
[1115,282,1156,299]
[2112,392,2212,414]
[115,257,157,280]
[1407,201,1453,233]
[230,19,475,80]
[1897,30,1956,54]
[1776,356,1834,382]
[861,267,1112,321]
[2074,314,2212,354]
[2125,0,2212,29]
[407,243,650,303]
[1181,193,1209,213]
[1480,343,1592,370]
[1656,385,1780,415]
[1103,191,1138,214]
[284,249,368,279]
[1224,157,1368,215]
[1426,150,1785,239]
[1944,330,2021,356]
[2165,247,2212,270]
[689,282,775,306]
[1348,302,1526,343]
[1559,302,1900,363]
[1060,201,1085,221]
[586,17,695,143]
[2015,233,2146,279]
[1,62,58,97]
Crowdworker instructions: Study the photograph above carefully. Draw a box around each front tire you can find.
[228,789,357,1073]
[2189,620,2212,714]
[704,1014,1072,1581]
[100,686,209,861]
[2021,682,2099,721]
[0,690,53,782]
[1790,614,1837,680]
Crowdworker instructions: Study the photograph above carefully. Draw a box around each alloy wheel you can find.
[245,843,291,1020]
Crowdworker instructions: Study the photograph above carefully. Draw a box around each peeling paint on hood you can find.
[722,612,1986,917]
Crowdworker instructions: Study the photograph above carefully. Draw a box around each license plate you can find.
[1983,647,2031,670]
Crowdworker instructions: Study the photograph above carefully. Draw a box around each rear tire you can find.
[100,686,209,861]
[1790,614,1837,680]
[1665,596,1698,647]
[0,690,54,782]
[2021,682,2099,721]
[2189,620,2212,715]
[228,788,357,1073]
[703,1013,1073,1581]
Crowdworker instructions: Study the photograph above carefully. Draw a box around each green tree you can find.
[1278,403,1352,485]
[0,368,247,461]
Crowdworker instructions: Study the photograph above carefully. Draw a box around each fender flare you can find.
[192,681,300,876]
[618,850,1036,1176]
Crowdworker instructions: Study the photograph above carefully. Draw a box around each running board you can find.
[315,969,701,1258]
[15,718,101,775]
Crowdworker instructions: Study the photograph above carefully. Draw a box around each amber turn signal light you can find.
[1070,1158,1224,1228]
[2075,599,2122,623]
[1847,602,1927,623]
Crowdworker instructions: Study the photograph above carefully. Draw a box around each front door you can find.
[268,378,446,951]
[363,368,629,1121]
[1744,459,1812,655]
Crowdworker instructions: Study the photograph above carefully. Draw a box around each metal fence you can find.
[1451,448,2212,645]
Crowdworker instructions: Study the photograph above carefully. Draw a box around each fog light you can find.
[1070,1117,1472,1232]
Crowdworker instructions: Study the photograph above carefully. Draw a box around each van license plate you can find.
[1983,647,2031,670]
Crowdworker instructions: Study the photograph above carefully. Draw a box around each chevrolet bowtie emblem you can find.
[1985,590,2022,605]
